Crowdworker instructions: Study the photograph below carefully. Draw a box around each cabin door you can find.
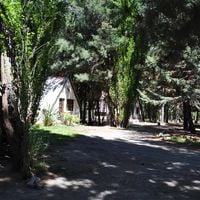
[59,98,65,113]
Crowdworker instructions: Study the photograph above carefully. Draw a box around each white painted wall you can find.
[38,76,80,122]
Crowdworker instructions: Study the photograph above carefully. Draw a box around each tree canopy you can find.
[139,0,200,132]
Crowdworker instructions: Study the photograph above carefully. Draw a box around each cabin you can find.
[131,101,142,121]
[38,76,80,122]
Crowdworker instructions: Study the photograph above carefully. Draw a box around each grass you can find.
[170,135,187,143]
[163,134,200,147]
[29,124,79,175]
[30,124,79,145]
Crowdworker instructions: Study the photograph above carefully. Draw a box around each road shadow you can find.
[0,126,200,200]
[129,123,200,135]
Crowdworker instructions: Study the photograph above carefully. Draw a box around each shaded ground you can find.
[0,124,200,200]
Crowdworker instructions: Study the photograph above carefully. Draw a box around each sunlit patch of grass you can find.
[166,135,200,147]
[40,124,77,138]
[30,124,79,145]
[170,135,187,143]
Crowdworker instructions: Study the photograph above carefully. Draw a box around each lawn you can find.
[30,124,79,145]
[158,132,200,147]
[29,124,80,174]
[168,134,200,147]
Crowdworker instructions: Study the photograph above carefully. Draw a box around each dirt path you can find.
[0,124,200,200]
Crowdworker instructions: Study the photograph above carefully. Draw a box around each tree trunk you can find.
[80,99,87,124]
[106,94,116,127]
[138,99,145,122]
[0,98,2,143]
[83,100,87,124]
[11,112,31,177]
[0,55,5,144]
[164,103,169,123]
[120,93,135,128]
[79,100,83,122]
[1,53,31,177]
[195,111,199,124]
[120,102,130,128]
[80,100,84,124]
[147,103,151,122]
[96,101,101,126]
[183,100,195,133]
[88,101,92,125]
[1,52,14,145]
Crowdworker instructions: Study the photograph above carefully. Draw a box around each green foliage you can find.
[29,124,78,173]
[136,0,200,131]
[0,0,65,124]
[51,0,143,127]
[110,39,135,121]
[52,0,119,75]
[109,0,142,127]
[140,0,200,105]
[29,127,49,160]
[0,0,66,176]
[42,106,56,126]
[51,0,122,125]
[0,1,67,175]
[31,124,78,144]
[162,134,200,147]
[62,112,80,126]
[32,161,48,176]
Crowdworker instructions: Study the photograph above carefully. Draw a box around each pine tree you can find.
[140,0,200,132]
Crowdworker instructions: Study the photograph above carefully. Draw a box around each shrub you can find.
[72,114,80,124]
[62,112,80,126]
[28,128,49,160]
[32,161,48,176]
[28,126,49,173]
[42,106,55,126]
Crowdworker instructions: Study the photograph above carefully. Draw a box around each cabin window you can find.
[59,98,65,113]
[67,99,74,111]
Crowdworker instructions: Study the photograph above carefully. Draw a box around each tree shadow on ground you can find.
[128,124,175,135]
[0,125,200,200]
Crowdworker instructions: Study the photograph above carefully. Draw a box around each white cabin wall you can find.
[65,81,80,115]
[38,77,80,122]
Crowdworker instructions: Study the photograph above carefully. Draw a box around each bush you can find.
[62,112,80,126]
[29,127,49,160]
[32,161,48,176]
[42,106,55,126]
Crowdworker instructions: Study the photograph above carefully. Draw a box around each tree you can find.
[0,0,64,176]
[109,0,144,127]
[51,0,146,128]
[139,0,200,132]
[52,0,119,125]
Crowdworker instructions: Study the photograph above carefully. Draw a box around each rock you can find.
[158,131,171,137]
[27,176,42,189]
[163,134,171,137]
[158,132,164,137]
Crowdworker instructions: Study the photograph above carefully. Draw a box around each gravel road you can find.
[0,124,200,200]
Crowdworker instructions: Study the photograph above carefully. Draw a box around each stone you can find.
[27,176,42,189]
